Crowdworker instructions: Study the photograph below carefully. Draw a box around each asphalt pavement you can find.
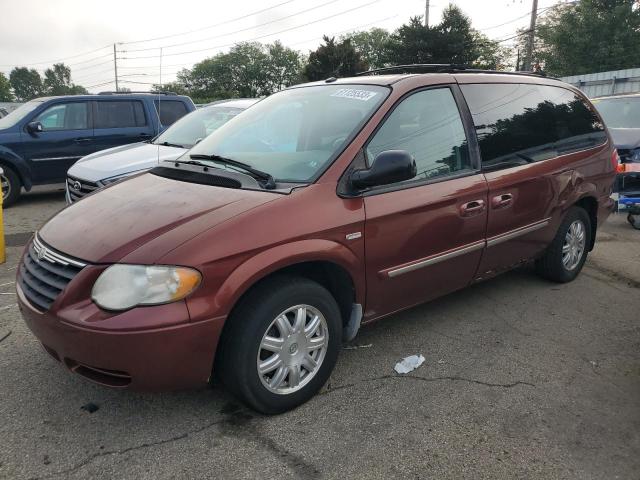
[1,189,639,480]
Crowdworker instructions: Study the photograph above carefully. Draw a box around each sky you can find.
[0,0,562,92]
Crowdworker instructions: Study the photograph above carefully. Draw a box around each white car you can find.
[66,98,258,203]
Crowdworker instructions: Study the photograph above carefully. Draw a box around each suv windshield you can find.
[0,100,43,129]
[186,84,389,182]
[154,104,246,149]
[593,96,640,129]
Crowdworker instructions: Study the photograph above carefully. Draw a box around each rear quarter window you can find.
[460,83,606,168]
[154,100,189,126]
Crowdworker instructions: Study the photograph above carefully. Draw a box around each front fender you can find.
[186,239,365,322]
[0,144,32,190]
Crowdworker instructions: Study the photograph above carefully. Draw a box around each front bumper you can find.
[17,283,225,391]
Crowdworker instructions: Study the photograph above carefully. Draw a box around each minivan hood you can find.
[609,128,640,150]
[68,142,186,182]
[39,172,278,263]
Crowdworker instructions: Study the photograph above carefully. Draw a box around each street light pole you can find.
[113,43,119,92]
[425,0,430,27]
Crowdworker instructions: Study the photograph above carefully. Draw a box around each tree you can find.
[44,63,88,95]
[0,73,14,102]
[535,0,640,76]
[386,7,507,68]
[9,67,43,101]
[303,36,368,81]
[342,28,391,69]
[264,41,304,92]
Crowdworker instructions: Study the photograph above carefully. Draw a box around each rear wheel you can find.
[535,207,591,283]
[217,276,341,414]
[628,213,640,230]
[0,165,21,207]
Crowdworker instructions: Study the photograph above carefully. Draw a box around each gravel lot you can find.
[1,188,639,480]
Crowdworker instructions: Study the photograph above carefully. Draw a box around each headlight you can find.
[631,148,640,163]
[92,264,201,311]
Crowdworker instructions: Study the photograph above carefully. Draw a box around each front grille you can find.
[67,175,99,203]
[17,234,86,312]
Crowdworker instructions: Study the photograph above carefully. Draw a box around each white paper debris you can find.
[394,354,425,374]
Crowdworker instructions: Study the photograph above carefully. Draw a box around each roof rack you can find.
[355,64,547,78]
[97,90,178,95]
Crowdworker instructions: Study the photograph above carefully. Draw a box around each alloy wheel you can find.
[562,219,586,270]
[1,172,10,201]
[257,304,328,395]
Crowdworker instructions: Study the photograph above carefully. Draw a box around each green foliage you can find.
[536,0,640,76]
[0,72,14,102]
[162,42,303,102]
[342,28,391,69]
[303,36,368,81]
[9,67,43,101]
[386,7,507,68]
[43,63,88,95]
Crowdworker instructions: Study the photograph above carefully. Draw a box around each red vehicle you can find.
[17,67,616,413]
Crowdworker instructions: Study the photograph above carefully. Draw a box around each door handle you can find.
[460,199,486,217]
[491,193,513,209]
[74,138,92,144]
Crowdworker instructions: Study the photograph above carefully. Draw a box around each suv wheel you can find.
[535,206,591,283]
[627,213,640,230]
[1,165,21,207]
[217,276,341,414]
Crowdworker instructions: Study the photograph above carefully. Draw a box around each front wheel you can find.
[217,276,342,414]
[628,213,640,230]
[536,207,591,283]
[1,165,21,207]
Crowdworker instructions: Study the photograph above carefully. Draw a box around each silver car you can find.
[66,98,258,203]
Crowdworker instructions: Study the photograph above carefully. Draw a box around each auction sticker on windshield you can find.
[330,88,379,101]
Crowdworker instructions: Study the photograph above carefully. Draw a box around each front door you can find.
[362,86,489,319]
[22,101,94,183]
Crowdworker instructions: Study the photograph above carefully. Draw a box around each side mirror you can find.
[26,121,43,134]
[350,150,417,190]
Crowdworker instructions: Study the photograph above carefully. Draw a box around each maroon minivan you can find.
[17,68,616,413]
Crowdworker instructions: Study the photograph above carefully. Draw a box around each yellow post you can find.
[0,167,5,264]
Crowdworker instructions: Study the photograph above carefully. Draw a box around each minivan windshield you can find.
[0,100,43,129]
[593,96,640,129]
[185,84,389,182]
[154,104,249,149]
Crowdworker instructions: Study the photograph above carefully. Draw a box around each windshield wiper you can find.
[189,154,276,189]
[155,141,186,148]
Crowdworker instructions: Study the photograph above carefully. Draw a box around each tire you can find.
[217,275,342,414]
[535,206,591,283]
[628,214,640,230]
[0,165,21,207]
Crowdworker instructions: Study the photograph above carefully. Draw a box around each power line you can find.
[120,0,386,60]
[120,0,342,53]
[119,0,298,45]
[479,6,553,32]
[0,44,111,68]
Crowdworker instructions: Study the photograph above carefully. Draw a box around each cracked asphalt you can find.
[1,189,639,480]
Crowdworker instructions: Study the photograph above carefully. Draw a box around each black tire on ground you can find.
[628,214,640,230]
[535,206,592,283]
[0,165,21,207]
[216,275,342,414]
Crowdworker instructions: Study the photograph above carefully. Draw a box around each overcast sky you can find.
[0,0,561,92]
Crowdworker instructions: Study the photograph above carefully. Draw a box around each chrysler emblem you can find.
[72,181,82,191]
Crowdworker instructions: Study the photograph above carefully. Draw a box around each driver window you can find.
[34,102,89,131]
[367,88,471,182]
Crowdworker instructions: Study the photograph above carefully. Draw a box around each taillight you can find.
[612,150,623,172]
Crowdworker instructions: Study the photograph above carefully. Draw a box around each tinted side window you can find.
[461,83,606,168]
[95,101,146,128]
[367,88,471,182]
[34,102,89,130]
[154,100,189,126]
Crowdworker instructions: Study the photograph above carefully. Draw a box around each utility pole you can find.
[424,0,430,27]
[524,0,538,71]
[113,43,119,92]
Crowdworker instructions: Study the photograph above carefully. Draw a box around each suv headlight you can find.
[99,171,140,186]
[630,148,640,163]
[92,265,201,311]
